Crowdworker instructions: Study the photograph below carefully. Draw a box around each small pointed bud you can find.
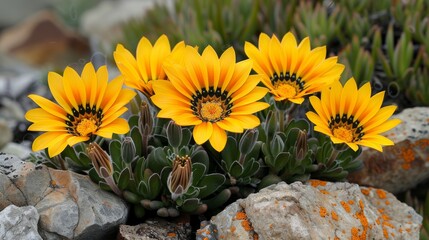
[139,100,153,136]
[270,134,284,157]
[239,129,259,155]
[264,110,276,140]
[167,155,193,200]
[166,120,182,148]
[121,137,136,164]
[295,130,308,161]
[87,142,113,177]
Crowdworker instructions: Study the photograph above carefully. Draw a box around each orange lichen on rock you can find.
[360,188,370,195]
[320,189,330,195]
[340,201,351,213]
[353,200,369,240]
[309,179,327,187]
[401,147,415,170]
[235,211,247,220]
[319,207,328,217]
[376,189,387,199]
[167,232,177,237]
[241,219,254,232]
[230,225,236,233]
[234,210,256,236]
[253,232,259,240]
[351,227,360,240]
[331,210,339,221]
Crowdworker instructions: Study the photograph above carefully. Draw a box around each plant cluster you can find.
[26,29,399,220]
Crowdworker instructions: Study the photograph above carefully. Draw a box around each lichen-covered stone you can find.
[197,181,422,240]
[118,219,191,240]
[0,153,129,239]
[348,107,429,193]
[0,205,42,240]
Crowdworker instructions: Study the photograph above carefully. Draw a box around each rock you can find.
[0,153,129,239]
[118,219,192,240]
[0,142,32,160]
[0,205,42,240]
[0,0,55,28]
[348,107,429,193]
[0,119,12,149]
[197,181,422,240]
[0,10,90,68]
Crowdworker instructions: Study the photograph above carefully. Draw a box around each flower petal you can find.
[193,122,213,145]
[209,123,227,152]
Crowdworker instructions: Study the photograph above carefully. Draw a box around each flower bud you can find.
[87,142,113,178]
[295,130,308,161]
[121,137,136,164]
[166,120,182,148]
[139,100,153,136]
[167,155,193,200]
[239,129,259,156]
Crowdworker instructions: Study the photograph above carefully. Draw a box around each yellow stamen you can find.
[200,101,223,121]
[275,82,297,99]
[76,118,97,136]
[333,127,353,142]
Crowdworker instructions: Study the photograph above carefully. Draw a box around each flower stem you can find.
[278,109,285,132]
[326,144,348,167]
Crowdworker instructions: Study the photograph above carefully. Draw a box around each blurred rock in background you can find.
[0,10,90,68]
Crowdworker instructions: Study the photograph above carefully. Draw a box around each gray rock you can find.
[118,219,192,240]
[0,153,129,240]
[197,181,422,240]
[348,107,429,193]
[1,142,32,160]
[0,205,42,240]
[0,119,12,149]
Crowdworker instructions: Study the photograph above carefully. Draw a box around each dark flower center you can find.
[190,87,232,122]
[328,113,365,142]
[65,103,103,136]
[271,72,305,93]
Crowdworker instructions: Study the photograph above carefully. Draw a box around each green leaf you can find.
[123,190,141,204]
[109,139,122,168]
[241,158,260,177]
[203,188,231,210]
[221,136,239,167]
[131,126,143,157]
[273,152,291,174]
[148,173,162,199]
[134,157,147,183]
[137,181,150,199]
[197,173,225,199]
[192,162,207,185]
[99,181,112,192]
[88,167,102,183]
[117,168,131,190]
[229,161,244,178]
[181,128,192,146]
[191,148,209,167]
[180,198,202,213]
[128,115,139,129]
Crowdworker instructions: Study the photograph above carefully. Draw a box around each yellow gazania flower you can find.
[25,62,136,157]
[306,78,401,152]
[244,32,345,104]
[113,34,185,98]
[151,46,269,152]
